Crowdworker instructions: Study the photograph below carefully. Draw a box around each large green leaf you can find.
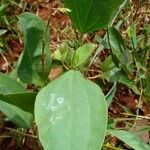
[108,129,150,150]
[35,70,107,150]
[64,0,124,33]
[73,43,96,67]
[0,92,36,129]
[0,72,27,94]
[18,12,51,86]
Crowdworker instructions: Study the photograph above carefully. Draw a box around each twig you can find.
[87,74,101,80]
[122,113,150,120]
[115,118,142,122]
[0,135,12,138]
[0,126,38,139]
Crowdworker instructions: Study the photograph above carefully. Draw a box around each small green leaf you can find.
[64,0,124,33]
[109,27,129,64]
[73,43,96,67]
[53,49,62,61]
[0,92,36,129]
[53,42,70,61]
[106,82,117,107]
[108,129,150,150]
[101,60,140,95]
[0,29,7,36]
[0,72,27,94]
[100,56,120,80]
[18,12,51,86]
[101,56,116,73]
[144,76,150,103]
[128,23,137,49]
[35,70,107,150]
[0,3,8,16]
[96,36,109,49]
[110,70,140,95]
[144,77,150,96]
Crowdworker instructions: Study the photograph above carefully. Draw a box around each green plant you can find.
[0,0,150,150]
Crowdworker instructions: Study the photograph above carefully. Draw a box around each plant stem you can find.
[71,49,77,69]
[41,15,51,85]
[122,113,150,120]
[87,74,101,80]
[0,126,38,139]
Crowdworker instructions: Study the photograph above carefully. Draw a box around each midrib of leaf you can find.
[68,72,73,149]
[74,72,91,149]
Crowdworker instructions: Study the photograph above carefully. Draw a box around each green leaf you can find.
[73,43,96,67]
[53,42,70,61]
[0,29,7,36]
[100,58,140,95]
[64,0,124,33]
[106,82,117,107]
[0,92,36,128]
[5,92,37,114]
[108,27,129,64]
[18,12,51,86]
[0,72,27,94]
[0,3,8,17]
[108,129,150,150]
[108,0,127,26]
[96,36,109,49]
[110,70,140,95]
[35,70,107,150]
[144,77,150,96]
[53,49,62,61]
[144,76,150,103]
[100,56,121,81]
[101,56,116,73]
[128,23,137,49]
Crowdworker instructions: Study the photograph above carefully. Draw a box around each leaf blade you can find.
[108,129,150,150]
[35,70,108,150]
[18,12,51,86]
[0,72,27,94]
[0,93,36,129]
[64,0,125,33]
[73,43,96,67]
